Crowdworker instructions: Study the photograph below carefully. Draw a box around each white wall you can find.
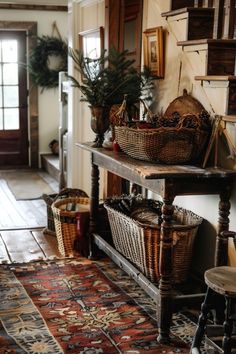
[0,8,68,157]
[67,0,105,195]
[143,0,236,272]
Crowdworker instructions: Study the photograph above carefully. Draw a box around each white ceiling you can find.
[0,0,68,5]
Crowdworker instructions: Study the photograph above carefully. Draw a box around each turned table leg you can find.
[215,188,231,267]
[157,195,175,343]
[89,156,100,259]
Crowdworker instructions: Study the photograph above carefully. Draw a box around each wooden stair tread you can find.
[205,266,236,297]
[223,115,236,123]
[178,38,236,46]
[195,75,236,81]
[162,7,214,17]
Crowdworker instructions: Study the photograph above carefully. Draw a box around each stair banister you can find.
[194,0,204,6]
[222,0,235,39]
[213,0,224,38]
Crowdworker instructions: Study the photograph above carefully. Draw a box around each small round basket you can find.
[52,196,90,257]
[42,188,88,236]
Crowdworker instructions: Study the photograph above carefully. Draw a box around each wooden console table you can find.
[78,142,236,343]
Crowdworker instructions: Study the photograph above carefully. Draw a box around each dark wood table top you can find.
[77,142,236,180]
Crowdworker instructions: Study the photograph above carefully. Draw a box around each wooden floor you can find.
[0,170,62,263]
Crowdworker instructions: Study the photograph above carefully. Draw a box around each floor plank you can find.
[0,170,58,230]
[0,234,10,263]
[0,230,47,263]
[32,230,62,259]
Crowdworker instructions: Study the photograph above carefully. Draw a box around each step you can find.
[170,0,195,10]
[41,154,60,182]
[162,7,214,40]
[178,39,236,75]
[195,76,236,115]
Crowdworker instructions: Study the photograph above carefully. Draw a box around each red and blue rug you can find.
[0,257,194,353]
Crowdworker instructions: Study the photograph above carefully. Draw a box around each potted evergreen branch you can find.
[68,47,154,147]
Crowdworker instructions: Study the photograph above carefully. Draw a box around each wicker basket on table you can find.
[104,196,203,284]
[42,188,88,236]
[52,196,90,257]
[114,113,211,164]
[113,90,212,165]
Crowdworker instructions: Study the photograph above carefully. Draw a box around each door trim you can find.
[0,21,38,168]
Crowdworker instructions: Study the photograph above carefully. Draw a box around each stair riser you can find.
[171,0,194,10]
[228,82,236,115]
[187,11,214,40]
[207,46,236,75]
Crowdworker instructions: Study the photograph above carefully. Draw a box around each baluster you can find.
[205,0,214,6]
[213,0,225,38]
[194,0,204,7]
[222,0,235,39]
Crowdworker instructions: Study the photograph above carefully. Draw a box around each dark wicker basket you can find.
[42,188,88,236]
[104,197,202,283]
[52,197,90,257]
[114,124,209,164]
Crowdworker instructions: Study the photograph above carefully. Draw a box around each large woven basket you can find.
[42,188,88,236]
[104,198,202,283]
[114,125,209,164]
[52,196,90,257]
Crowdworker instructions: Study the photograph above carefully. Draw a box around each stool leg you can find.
[190,287,214,353]
[222,297,233,354]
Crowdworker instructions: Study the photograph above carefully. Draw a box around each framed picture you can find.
[78,26,104,60]
[143,26,164,78]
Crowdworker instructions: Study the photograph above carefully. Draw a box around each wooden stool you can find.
[191,231,236,354]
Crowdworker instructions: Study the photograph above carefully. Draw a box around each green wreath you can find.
[28,35,68,89]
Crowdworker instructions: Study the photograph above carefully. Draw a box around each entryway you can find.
[0,30,28,167]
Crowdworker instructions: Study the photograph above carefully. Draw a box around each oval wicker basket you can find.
[104,198,203,283]
[42,188,88,236]
[114,125,209,164]
[52,196,90,257]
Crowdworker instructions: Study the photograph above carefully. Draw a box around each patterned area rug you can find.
[0,257,197,353]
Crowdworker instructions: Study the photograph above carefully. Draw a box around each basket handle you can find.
[54,188,88,201]
[176,114,201,130]
[140,99,156,123]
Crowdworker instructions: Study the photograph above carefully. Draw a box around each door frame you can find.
[0,21,38,168]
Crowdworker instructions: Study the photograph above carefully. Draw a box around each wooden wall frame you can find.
[78,26,104,59]
[0,21,38,168]
[143,26,164,78]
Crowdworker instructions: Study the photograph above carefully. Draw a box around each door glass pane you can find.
[0,64,2,84]
[3,86,18,107]
[0,109,3,129]
[2,40,17,62]
[4,108,19,129]
[0,88,2,107]
[3,63,18,85]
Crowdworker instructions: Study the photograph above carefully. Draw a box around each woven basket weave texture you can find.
[104,198,203,283]
[115,125,209,164]
[52,196,90,257]
[42,188,88,236]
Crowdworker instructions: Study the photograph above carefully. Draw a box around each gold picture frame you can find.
[78,26,104,60]
[143,26,164,78]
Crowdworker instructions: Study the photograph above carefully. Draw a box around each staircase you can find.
[41,154,60,182]
[162,0,236,124]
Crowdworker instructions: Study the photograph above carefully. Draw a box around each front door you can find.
[0,30,28,167]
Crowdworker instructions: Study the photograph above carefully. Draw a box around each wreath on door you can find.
[28,23,68,89]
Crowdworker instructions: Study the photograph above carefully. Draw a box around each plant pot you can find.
[90,106,110,147]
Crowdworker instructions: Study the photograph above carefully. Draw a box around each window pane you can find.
[0,109,3,129]
[3,86,18,107]
[4,108,19,129]
[0,88,2,107]
[3,63,18,85]
[0,64,2,85]
[2,40,18,62]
